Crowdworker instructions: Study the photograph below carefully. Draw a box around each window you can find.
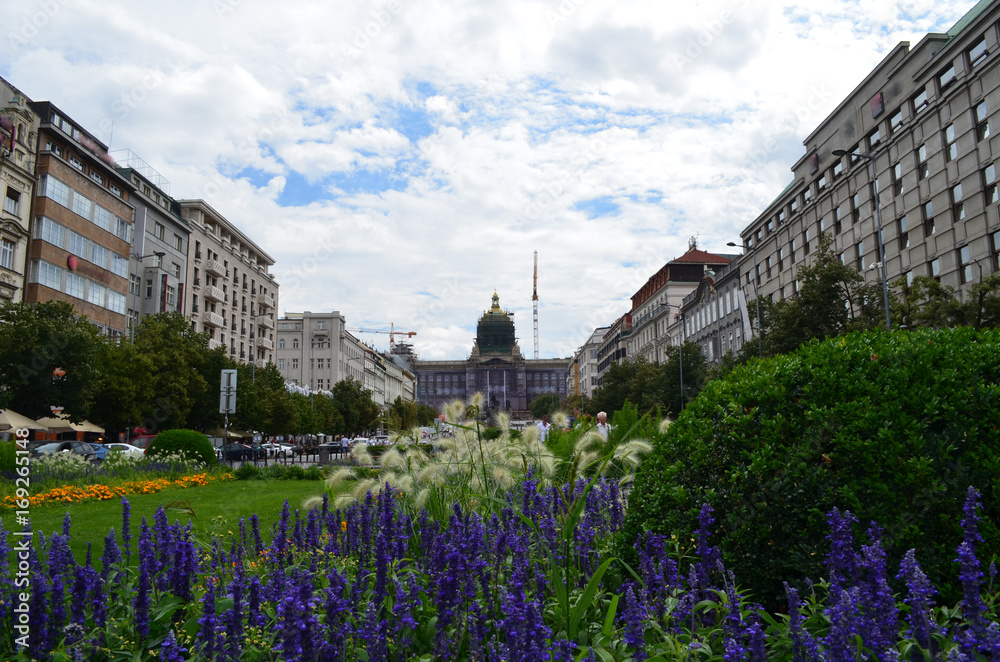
[65,272,84,299]
[766,219,774,235]
[69,231,88,259]
[146,279,153,298]
[912,88,929,114]
[90,172,104,186]
[33,260,62,290]
[108,292,126,315]
[115,217,131,242]
[791,237,799,263]
[91,244,108,269]
[834,206,842,234]
[898,216,909,250]
[765,255,773,278]
[868,127,881,149]
[778,246,786,270]
[833,160,843,178]
[68,155,83,170]
[804,228,811,255]
[959,246,973,284]
[817,174,827,190]
[129,274,140,295]
[317,321,326,330]
[154,223,165,240]
[893,162,903,196]
[4,188,19,215]
[856,240,865,270]
[969,37,989,68]
[171,263,181,279]
[852,193,861,224]
[292,338,299,349]
[87,282,107,307]
[803,187,812,203]
[994,230,1000,270]
[952,183,965,221]
[93,205,112,232]
[278,358,285,370]
[976,101,990,141]
[777,209,785,224]
[889,108,903,134]
[291,358,299,370]
[112,254,129,278]
[35,217,65,247]
[173,233,183,251]
[938,64,956,90]
[944,124,958,161]
[790,197,798,213]
[41,175,71,208]
[150,253,161,269]
[917,144,930,178]
[924,201,935,236]
[984,164,998,205]
[166,286,175,306]
[930,258,941,280]
[0,239,13,270]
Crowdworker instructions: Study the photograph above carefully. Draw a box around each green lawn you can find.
[1,480,328,567]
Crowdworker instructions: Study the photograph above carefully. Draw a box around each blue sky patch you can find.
[574,196,620,218]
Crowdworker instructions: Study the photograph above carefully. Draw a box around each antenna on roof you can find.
[688,236,697,250]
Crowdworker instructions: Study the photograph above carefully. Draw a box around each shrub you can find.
[146,429,217,467]
[623,328,1000,608]
[303,465,325,480]
[285,465,306,480]
[234,463,262,480]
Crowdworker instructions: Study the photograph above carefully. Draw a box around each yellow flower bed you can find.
[2,472,234,509]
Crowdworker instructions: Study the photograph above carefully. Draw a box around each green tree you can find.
[129,313,211,430]
[0,301,103,420]
[415,403,439,427]
[752,233,883,356]
[589,345,706,418]
[89,337,155,435]
[331,377,380,435]
[529,393,561,419]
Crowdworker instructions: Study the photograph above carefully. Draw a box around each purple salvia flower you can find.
[100,528,121,580]
[121,497,132,566]
[27,553,50,660]
[250,513,263,557]
[133,551,151,640]
[825,508,859,590]
[62,512,71,536]
[860,524,898,661]
[622,584,647,661]
[825,585,862,662]
[49,573,66,634]
[161,630,187,662]
[198,579,224,660]
[897,549,939,652]
[247,576,265,628]
[225,579,243,660]
[70,565,88,627]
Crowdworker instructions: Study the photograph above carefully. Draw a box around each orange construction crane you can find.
[347,322,416,346]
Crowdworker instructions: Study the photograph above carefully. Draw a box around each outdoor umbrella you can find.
[0,409,49,431]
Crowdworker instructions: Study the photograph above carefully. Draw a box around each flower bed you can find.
[0,478,996,661]
[1,472,233,509]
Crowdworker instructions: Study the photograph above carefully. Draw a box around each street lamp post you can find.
[833,148,892,330]
[727,241,763,355]
[129,251,165,344]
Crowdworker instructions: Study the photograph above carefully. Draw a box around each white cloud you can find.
[0,0,980,359]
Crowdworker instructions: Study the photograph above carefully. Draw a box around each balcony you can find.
[255,292,275,309]
[256,337,274,350]
[203,311,225,328]
[204,284,226,303]
[208,338,223,350]
[205,259,225,278]
[258,316,275,329]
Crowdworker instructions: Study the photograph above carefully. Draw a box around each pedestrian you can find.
[340,435,350,458]
[596,411,608,441]
[536,415,551,442]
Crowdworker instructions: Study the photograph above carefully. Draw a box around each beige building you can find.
[275,311,365,391]
[738,2,1000,330]
[567,326,609,401]
[179,200,277,364]
[0,79,38,303]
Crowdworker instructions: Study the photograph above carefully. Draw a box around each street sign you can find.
[220,369,237,414]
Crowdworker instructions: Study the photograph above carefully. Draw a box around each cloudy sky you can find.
[2,0,977,359]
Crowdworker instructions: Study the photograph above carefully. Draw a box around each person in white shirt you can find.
[536,415,551,441]
[596,411,609,440]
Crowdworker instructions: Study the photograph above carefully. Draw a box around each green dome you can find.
[476,292,516,353]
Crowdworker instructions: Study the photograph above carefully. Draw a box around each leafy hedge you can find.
[146,429,218,467]
[622,327,1000,608]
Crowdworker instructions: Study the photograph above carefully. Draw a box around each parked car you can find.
[104,443,145,459]
[260,442,287,458]
[31,441,98,463]
[87,443,111,463]
[221,443,255,461]
[131,435,157,451]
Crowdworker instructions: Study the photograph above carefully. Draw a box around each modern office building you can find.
[113,150,190,335]
[179,199,278,364]
[735,1,1000,343]
[0,79,39,303]
[25,101,136,337]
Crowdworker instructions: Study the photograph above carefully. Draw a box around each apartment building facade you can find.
[566,326,609,401]
[113,150,191,334]
[180,200,277,364]
[276,311,365,391]
[0,80,38,303]
[26,102,135,337]
[736,2,1000,333]
[679,259,752,362]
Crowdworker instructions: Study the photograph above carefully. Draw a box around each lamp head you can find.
[726,241,738,247]
[832,149,849,157]
[154,251,165,257]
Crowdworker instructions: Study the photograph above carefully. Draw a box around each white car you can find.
[104,443,145,459]
[260,442,288,457]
